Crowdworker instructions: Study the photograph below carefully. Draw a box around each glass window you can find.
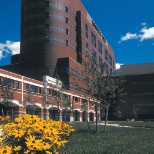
[45,24,49,30]
[66,28,68,35]
[65,17,68,23]
[45,1,49,7]
[45,12,49,18]
[109,55,112,66]
[65,6,68,13]
[3,78,14,88]
[26,84,29,90]
[98,40,102,54]
[105,49,108,61]
[92,50,97,63]
[16,81,19,89]
[85,23,88,38]
[66,40,68,46]
[99,57,103,69]
[30,85,38,93]
[91,31,96,47]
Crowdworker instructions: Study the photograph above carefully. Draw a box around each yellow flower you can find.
[13,146,21,151]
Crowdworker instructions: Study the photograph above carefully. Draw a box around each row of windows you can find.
[84,23,114,68]
[84,42,114,68]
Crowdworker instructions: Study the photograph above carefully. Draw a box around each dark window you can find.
[91,31,96,47]
[105,50,108,61]
[45,24,49,30]
[39,87,42,94]
[92,50,97,63]
[45,1,49,7]
[66,28,68,35]
[30,85,38,93]
[98,40,102,54]
[65,6,68,13]
[65,17,68,23]
[105,64,109,75]
[74,97,78,102]
[16,81,19,89]
[66,40,68,46]
[3,78,14,88]
[26,84,29,90]
[85,23,88,38]
[99,57,103,69]
[45,12,49,18]
[109,55,112,66]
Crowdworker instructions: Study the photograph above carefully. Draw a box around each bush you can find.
[0,114,75,154]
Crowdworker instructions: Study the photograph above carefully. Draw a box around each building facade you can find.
[0,69,99,121]
[119,63,154,120]
[18,0,115,83]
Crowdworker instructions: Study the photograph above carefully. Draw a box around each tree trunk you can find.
[95,106,98,132]
[104,106,109,132]
[2,108,4,117]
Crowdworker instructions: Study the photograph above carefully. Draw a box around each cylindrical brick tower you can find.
[20,0,77,79]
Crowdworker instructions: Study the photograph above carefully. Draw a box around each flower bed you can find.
[0,114,74,154]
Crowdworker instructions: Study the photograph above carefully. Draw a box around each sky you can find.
[0,0,154,69]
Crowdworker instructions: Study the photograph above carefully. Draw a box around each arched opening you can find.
[89,112,94,121]
[26,104,41,117]
[49,107,59,120]
[74,110,80,121]
[62,109,70,121]
[0,102,18,120]
[82,111,87,122]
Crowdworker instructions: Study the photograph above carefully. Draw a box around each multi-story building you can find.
[118,63,154,120]
[2,0,115,85]
[0,0,116,120]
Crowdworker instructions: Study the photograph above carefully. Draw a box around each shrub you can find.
[0,114,74,154]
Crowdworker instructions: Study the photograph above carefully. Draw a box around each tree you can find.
[0,78,16,119]
[70,55,126,132]
[42,76,74,121]
[24,89,39,115]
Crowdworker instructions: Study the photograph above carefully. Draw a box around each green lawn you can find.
[64,122,154,154]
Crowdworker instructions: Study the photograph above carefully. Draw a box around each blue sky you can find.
[0,0,154,69]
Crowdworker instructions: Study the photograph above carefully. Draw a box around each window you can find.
[45,12,49,18]
[26,83,29,90]
[105,64,109,75]
[109,55,112,66]
[91,31,96,47]
[39,87,42,94]
[66,28,68,35]
[65,17,68,23]
[99,57,103,69]
[65,6,68,13]
[66,40,68,46]
[45,24,49,31]
[30,85,38,93]
[105,49,108,61]
[16,81,19,89]
[74,97,78,102]
[98,40,102,54]
[92,50,97,63]
[3,78,14,88]
[45,1,49,7]
[85,43,89,57]
[85,23,88,38]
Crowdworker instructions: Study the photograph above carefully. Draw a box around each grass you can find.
[64,122,154,154]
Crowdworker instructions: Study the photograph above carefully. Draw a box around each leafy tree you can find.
[24,89,39,115]
[42,77,74,121]
[70,56,126,132]
[0,78,16,119]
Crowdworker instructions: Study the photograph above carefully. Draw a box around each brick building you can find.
[0,69,98,121]
[0,0,116,120]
